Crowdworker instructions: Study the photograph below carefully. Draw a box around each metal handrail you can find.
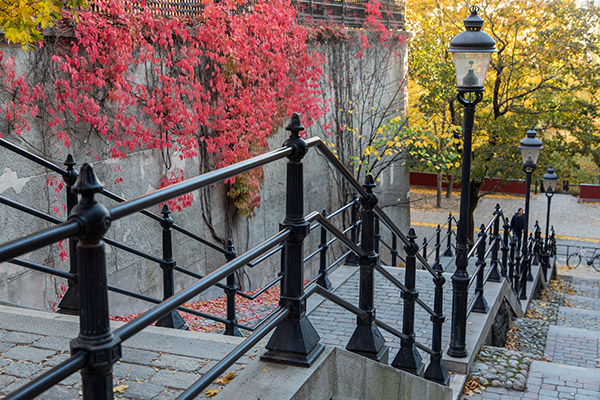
[114,228,291,341]
[1,131,452,397]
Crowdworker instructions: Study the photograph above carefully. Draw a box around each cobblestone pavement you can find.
[308,265,476,355]
[0,307,248,399]
[461,265,600,400]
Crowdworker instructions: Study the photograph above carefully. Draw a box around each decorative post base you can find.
[57,289,80,315]
[392,339,424,376]
[261,316,324,367]
[471,292,489,313]
[156,311,189,330]
[424,354,450,385]
[346,323,389,363]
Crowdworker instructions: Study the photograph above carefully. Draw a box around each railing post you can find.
[509,239,517,295]
[501,217,509,278]
[69,164,120,399]
[472,224,489,313]
[488,205,502,282]
[532,221,540,266]
[374,214,381,255]
[519,243,528,300]
[317,210,332,290]
[443,213,453,257]
[58,154,80,315]
[392,228,423,374]
[550,226,557,280]
[422,237,428,263]
[224,239,243,337]
[155,204,189,330]
[391,234,398,267]
[262,113,324,366]
[423,269,449,385]
[527,233,534,281]
[346,193,359,265]
[346,175,389,362]
[433,224,441,271]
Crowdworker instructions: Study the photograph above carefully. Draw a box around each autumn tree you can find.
[0,0,87,47]
[310,2,409,208]
[409,0,600,240]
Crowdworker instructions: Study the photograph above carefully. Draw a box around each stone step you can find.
[564,275,600,298]
[544,325,600,369]
[565,294,600,311]
[525,360,600,398]
[556,306,600,331]
[0,305,246,399]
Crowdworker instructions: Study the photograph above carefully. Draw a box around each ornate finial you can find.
[284,113,307,162]
[408,227,417,242]
[226,239,237,261]
[160,204,174,230]
[495,203,501,213]
[64,154,76,169]
[479,224,486,236]
[527,126,537,137]
[286,113,305,137]
[69,163,110,243]
[72,163,103,198]
[63,154,79,186]
[363,174,376,193]
[464,5,484,31]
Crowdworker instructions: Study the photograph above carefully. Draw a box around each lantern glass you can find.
[452,52,493,90]
[520,146,541,167]
[543,168,559,192]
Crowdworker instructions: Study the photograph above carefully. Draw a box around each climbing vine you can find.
[0,0,324,215]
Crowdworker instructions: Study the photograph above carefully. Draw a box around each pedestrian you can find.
[510,207,525,250]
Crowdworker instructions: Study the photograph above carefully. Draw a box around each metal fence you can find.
[0,114,554,399]
[1,114,450,398]
[91,0,405,29]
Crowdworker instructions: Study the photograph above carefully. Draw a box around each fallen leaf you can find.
[205,389,220,398]
[263,368,267,373]
[113,385,129,394]
[215,371,236,385]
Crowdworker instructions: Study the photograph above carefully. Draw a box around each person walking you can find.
[510,208,526,251]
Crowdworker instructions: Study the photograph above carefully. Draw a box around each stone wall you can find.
[0,26,410,316]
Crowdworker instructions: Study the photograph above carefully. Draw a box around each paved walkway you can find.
[0,307,247,399]
[462,265,600,400]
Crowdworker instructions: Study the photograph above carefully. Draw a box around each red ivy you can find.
[0,0,324,214]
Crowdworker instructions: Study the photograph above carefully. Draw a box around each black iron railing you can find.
[1,114,452,399]
[0,137,294,334]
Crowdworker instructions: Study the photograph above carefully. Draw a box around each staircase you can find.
[463,265,600,399]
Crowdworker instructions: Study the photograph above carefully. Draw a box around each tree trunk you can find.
[468,180,482,245]
[446,174,453,198]
[436,170,443,208]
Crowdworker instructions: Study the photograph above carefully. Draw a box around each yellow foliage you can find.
[1,0,87,48]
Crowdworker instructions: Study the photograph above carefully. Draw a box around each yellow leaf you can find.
[215,371,236,385]
[113,385,129,394]
[205,389,221,398]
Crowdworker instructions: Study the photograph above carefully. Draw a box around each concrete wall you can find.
[0,25,409,316]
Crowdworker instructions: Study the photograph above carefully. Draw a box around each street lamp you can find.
[518,127,543,299]
[447,5,496,358]
[542,167,558,281]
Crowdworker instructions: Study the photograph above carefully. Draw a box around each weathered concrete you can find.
[0,32,411,315]
[215,346,452,400]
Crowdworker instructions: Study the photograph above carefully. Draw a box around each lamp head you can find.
[448,6,497,92]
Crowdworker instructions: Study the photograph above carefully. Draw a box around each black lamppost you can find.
[542,167,558,281]
[518,127,543,299]
[447,5,496,358]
